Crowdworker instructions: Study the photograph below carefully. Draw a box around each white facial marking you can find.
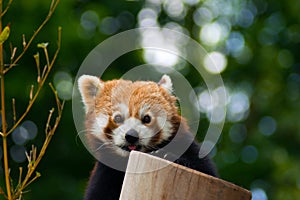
[139,104,150,118]
[160,120,172,140]
[113,118,140,146]
[114,103,129,119]
[92,114,109,141]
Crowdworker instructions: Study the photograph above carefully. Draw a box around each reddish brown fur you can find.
[89,79,182,146]
[80,75,218,200]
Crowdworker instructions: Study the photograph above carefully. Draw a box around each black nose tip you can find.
[125,129,139,144]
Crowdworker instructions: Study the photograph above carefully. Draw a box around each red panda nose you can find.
[125,129,139,144]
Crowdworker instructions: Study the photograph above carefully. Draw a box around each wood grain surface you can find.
[120,151,251,200]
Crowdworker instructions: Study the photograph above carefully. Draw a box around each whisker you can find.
[93,142,114,153]
[75,128,100,145]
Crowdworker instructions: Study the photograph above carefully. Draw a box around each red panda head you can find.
[78,75,182,157]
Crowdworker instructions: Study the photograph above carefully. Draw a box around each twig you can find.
[38,43,50,68]
[13,93,64,198]
[17,167,23,188]
[29,85,34,102]
[22,34,26,48]
[49,83,62,113]
[3,0,60,74]
[12,98,16,124]
[23,172,41,189]
[6,26,62,136]
[45,108,54,134]
[0,0,13,17]
[10,46,16,61]
[51,26,61,68]
[0,0,12,198]
[41,65,47,80]
[33,53,40,83]
[0,1,61,199]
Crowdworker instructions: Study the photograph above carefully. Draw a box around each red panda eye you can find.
[142,115,151,124]
[113,114,124,124]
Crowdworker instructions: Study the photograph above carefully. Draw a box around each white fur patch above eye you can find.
[114,103,129,119]
[139,104,150,118]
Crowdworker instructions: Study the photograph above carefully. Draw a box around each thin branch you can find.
[6,26,62,136]
[50,26,61,68]
[29,85,34,102]
[49,83,62,113]
[0,0,12,197]
[2,137,11,199]
[0,1,61,198]
[22,34,26,48]
[38,43,50,68]
[45,108,54,134]
[3,0,60,74]
[33,53,40,83]
[23,172,41,189]
[13,94,64,198]
[0,0,13,18]
[17,167,23,189]
[41,65,47,80]
[12,98,16,124]
[10,46,16,61]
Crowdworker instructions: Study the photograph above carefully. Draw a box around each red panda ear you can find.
[158,74,173,93]
[78,75,103,112]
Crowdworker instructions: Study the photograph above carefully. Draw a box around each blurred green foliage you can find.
[0,0,300,199]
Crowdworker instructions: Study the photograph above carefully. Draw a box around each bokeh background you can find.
[0,0,300,199]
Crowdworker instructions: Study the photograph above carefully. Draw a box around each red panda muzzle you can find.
[125,129,139,144]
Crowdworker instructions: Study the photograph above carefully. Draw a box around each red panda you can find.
[78,74,217,200]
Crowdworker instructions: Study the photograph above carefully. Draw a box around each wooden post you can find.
[120,151,251,200]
